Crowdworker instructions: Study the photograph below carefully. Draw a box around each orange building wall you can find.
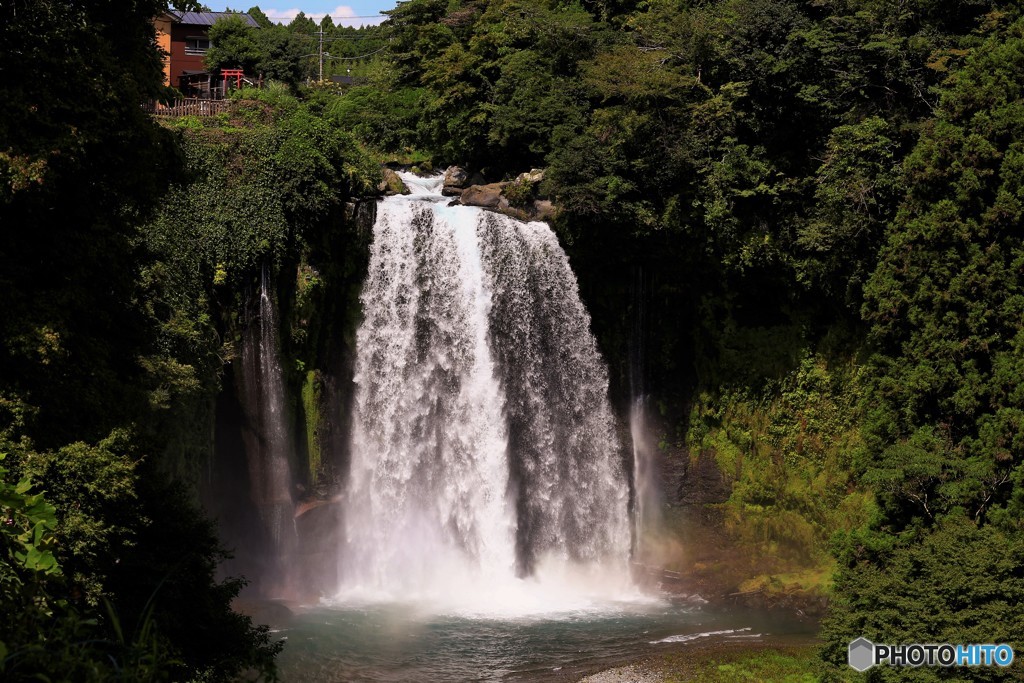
[155,15,172,86]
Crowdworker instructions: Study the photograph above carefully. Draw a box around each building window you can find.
[184,37,211,55]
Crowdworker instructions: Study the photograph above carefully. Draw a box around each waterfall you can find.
[337,173,633,611]
[239,266,297,594]
[629,266,663,565]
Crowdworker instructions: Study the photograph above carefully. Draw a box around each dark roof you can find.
[330,76,355,84]
[171,11,259,28]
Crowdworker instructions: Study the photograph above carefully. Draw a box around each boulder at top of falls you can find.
[378,167,409,196]
[516,168,545,185]
[442,166,470,195]
[460,182,508,208]
[460,182,559,222]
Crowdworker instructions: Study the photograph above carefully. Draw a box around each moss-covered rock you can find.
[377,167,409,195]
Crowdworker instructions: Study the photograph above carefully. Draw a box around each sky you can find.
[243,2,398,26]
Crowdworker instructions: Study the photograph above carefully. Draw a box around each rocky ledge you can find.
[445,166,559,222]
[375,164,560,221]
[377,167,410,196]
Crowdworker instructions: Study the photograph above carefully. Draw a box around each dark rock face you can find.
[344,199,378,239]
[442,166,470,195]
[668,449,731,507]
[293,500,341,597]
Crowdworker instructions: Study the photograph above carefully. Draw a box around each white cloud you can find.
[259,5,385,27]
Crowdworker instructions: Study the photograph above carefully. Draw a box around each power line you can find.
[292,34,382,41]
[326,46,388,61]
[311,31,388,81]
[271,13,387,20]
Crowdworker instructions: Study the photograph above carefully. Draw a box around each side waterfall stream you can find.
[272,173,813,680]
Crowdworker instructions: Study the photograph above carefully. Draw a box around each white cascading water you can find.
[629,267,663,563]
[239,266,297,594]
[336,173,634,614]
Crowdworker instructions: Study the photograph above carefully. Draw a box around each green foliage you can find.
[0,454,60,585]
[206,13,338,88]
[859,14,1024,532]
[687,353,869,570]
[0,456,185,682]
[254,28,308,87]
[821,515,1024,681]
[148,96,378,291]
[141,94,378,544]
[301,371,322,483]
[701,651,818,683]
[660,645,820,683]
[0,2,284,679]
[327,86,428,152]
[797,117,902,307]
[0,0,174,448]
[367,0,603,167]
[0,432,281,682]
[502,177,534,207]
[110,475,282,681]
[820,15,1024,678]
[16,432,139,605]
[247,6,275,29]
[206,15,262,73]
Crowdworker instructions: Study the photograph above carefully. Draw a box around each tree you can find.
[821,13,1024,679]
[206,14,261,73]
[255,26,308,86]
[0,1,282,678]
[796,117,902,308]
[287,10,317,34]
[247,5,275,28]
[0,0,171,447]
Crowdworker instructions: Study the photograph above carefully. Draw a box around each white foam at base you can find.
[651,627,753,644]
[327,553,660,620]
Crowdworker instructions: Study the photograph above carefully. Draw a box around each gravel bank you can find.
[578,664,664,683]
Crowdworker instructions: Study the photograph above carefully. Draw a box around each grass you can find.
[737,564,834,598]
[661,644,820,683]
[301,370,321,484]
[378,148,433,168]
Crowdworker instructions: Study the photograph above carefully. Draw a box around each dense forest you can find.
[2,0,1024,680]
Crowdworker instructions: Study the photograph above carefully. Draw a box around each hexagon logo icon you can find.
[849,637,875,671]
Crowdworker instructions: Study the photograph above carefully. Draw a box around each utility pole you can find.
[318,28,324,83]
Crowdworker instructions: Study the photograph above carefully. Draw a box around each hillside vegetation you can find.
[333,0,1024,677]
[2,0,1024,679]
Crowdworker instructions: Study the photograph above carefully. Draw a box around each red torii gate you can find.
[221,68,244,91]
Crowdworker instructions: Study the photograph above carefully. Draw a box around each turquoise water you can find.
[275,599,814,681]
